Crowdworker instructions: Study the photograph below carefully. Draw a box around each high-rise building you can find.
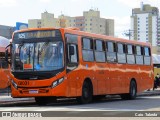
[157,16,160,49]
[28,9,114,36]
[131,2,159,54]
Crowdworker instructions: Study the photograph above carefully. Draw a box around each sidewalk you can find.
[137,88,160,96]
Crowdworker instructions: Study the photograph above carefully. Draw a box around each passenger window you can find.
[136,46,143,55]
[144,47,151,65]
[82,38,94,62]
[117,43,126,64]
[135,45,143,65]
[82,38,93,50]
[117,43,124,54]
[127,44,133,54]
[67,44,78,63]
[107,41,116,52]
[144,47,150,56]
[95,40,105,62]
[106,41,117,62]
[126,44,135,64]
[65,34,78,73]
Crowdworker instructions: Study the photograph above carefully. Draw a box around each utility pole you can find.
[124,29,134,40]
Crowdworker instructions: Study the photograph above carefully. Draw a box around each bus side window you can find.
[106,41,117,63]
[117,43,126,64]
[82,38,94,62]
[95,40,105,62]
[65,34,79,73]
[144,46,151,65]
[135,45,143,65]
[126,44,135,64]
[67,44,78,63]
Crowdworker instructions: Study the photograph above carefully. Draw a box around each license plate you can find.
[29,90,38,94]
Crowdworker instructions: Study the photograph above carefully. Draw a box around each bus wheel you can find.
[35,97,48,106]
[120,80,137,100]
[77,81,93,104]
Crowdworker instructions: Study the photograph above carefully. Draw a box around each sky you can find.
[0,0,160,38]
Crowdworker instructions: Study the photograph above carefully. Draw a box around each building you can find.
[28,11,59,28]
[0,25,15,39]
[28,9,114,36]
[157,16,160,52]
[131,2,159,54]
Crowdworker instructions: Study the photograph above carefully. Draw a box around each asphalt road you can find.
[0,95,160,120]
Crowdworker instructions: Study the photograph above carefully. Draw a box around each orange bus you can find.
[0,36,10,89]
[5,27,154,105]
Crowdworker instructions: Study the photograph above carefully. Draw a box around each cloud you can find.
[0,0,17,7]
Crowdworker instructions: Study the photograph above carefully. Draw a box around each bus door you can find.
[65,34,79,97]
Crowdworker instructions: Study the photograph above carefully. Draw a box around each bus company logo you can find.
[2,112,12,117]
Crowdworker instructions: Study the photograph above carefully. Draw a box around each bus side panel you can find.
[125,65,139,93]
[95,63,109,95]
[77,62,96,96]
[139,65,154,91]
[66,68,81,97]
[0,68,10,89]
[109,63,126,94]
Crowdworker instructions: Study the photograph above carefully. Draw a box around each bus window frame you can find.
[106,40,117,63]
[135,45,144,65]
[117,42,127,64]
[65,33,79,73]
[94,39,106,63]
[126,44,136,65]
[82,37,95,62]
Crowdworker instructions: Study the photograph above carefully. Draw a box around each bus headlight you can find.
[12,80,18,89]
[52,78,64,88]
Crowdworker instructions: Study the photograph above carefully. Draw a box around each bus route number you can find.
[18,81,29,86]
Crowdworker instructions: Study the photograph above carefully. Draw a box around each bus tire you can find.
[35,97,48,106]
[77,80,93,104]
[120,80,137,100]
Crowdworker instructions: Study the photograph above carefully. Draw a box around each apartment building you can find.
[28,9,114,36]
[131,2,159,54]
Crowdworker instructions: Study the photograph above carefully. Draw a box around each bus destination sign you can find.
[15,31,56,39]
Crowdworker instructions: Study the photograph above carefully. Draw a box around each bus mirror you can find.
[69,46,75,55]
[5,44,12,64]
[5,49,10,64]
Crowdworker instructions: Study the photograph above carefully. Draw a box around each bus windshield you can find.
[12,41,64,72]
[12,30,64,72]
